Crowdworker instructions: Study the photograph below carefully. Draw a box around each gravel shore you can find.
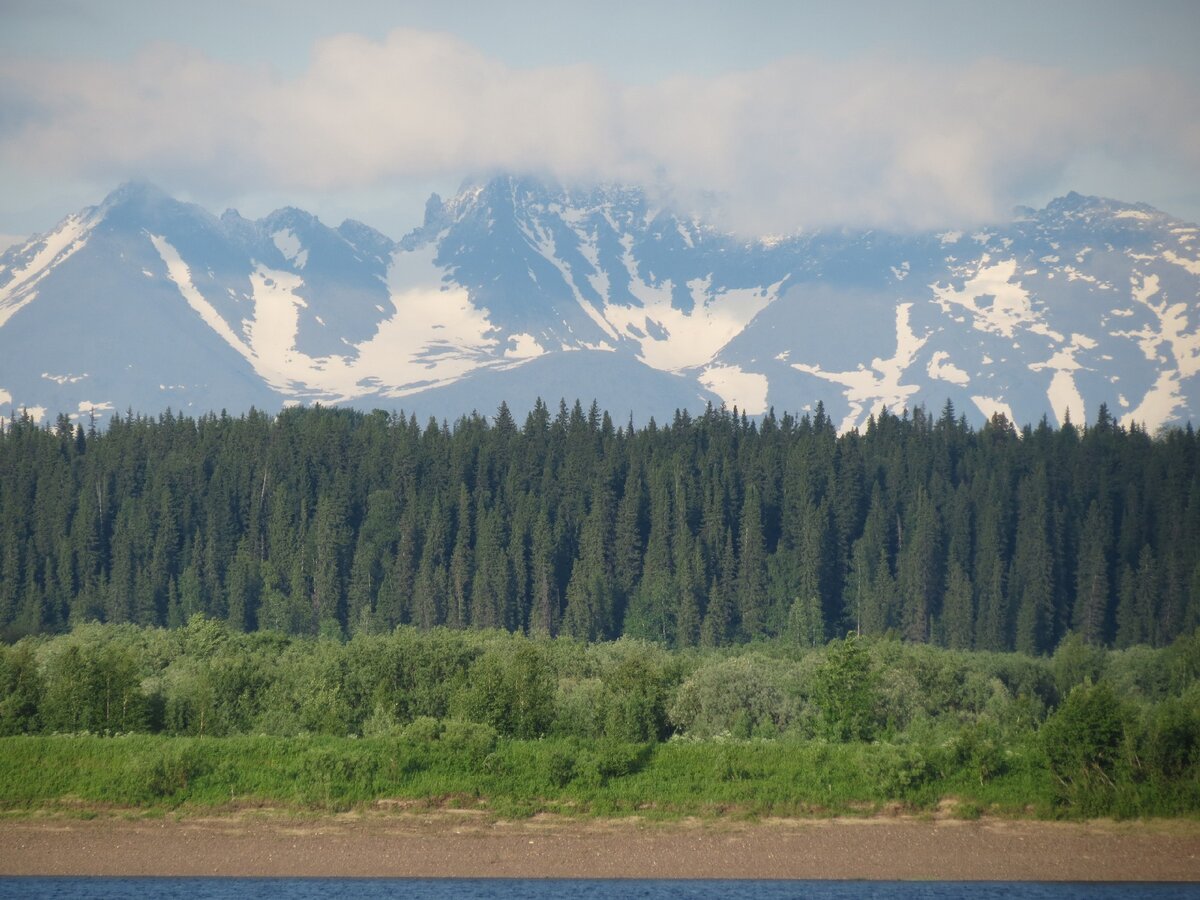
[3,813,1199,881]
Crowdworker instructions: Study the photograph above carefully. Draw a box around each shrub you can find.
[669,654,802,738]
[455,644,555,739]
[440,719,498,762]
[1040,681,1131,811]
[812,635,877,741]
[601,654,670,742]
[136,742,208,802]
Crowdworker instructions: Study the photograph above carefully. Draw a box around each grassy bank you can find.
[0,727,1180,821]
[3,623,1199,821]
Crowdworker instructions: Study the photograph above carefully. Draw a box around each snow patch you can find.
[507,333,545,359]
[233,245,504,399]
[0,388,10,406]
[699,365,769,415]
[591,246,779,369]
[41,372,89,385]
[72,400,114,422]
[1114,210,1152,221]
[150,235,254,360]
[930,258,1041,339]
[1122,370,1185,431]
[272,229,309,269]
[1062,265,1098,284]
[1162,250,1200,276]
[890,262,910,281]
[0,215,91,328]
[790,303,929,432]
[1110,272,1200,429]
[927,351,970,386]
[242,264,309,391]
[938,231,962,245]
[971,395,1016,424]
[1029,333,1095,427]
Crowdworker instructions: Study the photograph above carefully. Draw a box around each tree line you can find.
[1,400,1198,651]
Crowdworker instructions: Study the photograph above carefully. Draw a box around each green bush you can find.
[1141,688,1200,781]
[545,744,576,787]
[868,743,934,798]
[812,635,877,741]
[947,721,1008,785]
[401,715,443,744]
[669,654,803,738]
[1040,680,1131,812]
[0,643,43,735]
[454,644,555,738]
[572,740,650,787]
[135,742,208,802]
[440,719,498,762]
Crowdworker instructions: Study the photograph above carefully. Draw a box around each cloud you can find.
[2,29,1197,232]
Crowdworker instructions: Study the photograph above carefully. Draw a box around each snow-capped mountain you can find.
[1,176,1198,431]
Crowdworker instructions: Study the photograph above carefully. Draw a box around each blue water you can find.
[0,880,1196,899]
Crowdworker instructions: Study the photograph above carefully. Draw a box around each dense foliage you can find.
[1,621,1198,818]
[2,401,1198,650]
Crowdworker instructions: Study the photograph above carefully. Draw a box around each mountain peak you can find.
[99,180,173,211]
[1042,191,1163,222]
[261,206,321,233]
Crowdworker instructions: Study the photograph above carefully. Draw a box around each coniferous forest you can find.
[2,399,1198,652]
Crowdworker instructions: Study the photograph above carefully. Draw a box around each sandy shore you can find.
[2,812,1199,881]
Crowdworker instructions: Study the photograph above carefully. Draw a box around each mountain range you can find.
[1,176,1198,431]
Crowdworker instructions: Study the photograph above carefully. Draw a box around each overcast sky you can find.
[2,0,1199,245]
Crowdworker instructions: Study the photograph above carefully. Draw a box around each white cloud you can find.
[1,30,1197,232]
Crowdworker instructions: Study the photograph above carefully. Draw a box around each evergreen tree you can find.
[736,484,768,640]
[897,487,941,643]
[1072,501,1112,646]
[1011,470,1056,655]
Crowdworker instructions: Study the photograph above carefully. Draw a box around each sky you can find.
[2,0,1199,247]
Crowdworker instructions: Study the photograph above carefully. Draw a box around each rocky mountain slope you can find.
[1,176,1197,430]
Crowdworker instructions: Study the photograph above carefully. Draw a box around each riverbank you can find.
[2,812,1198,880]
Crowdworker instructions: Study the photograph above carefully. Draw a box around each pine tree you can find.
[311,491,350,636]
[736,484,767,640]
[848,486,894,636]
[973,492,1009,651]
[897,487,941,643]
[624,468,673,641]
[613,466,645,602]
[701,576,732,647]
[448,486,473,629]
[563,481,617,639]
[1072,500,1112,646]
[941,559,974,649]
[527,507,559,636]
[1011,470,1056,655]
[470,506,511,630]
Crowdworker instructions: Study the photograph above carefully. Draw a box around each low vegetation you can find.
[1,619,1198,820]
